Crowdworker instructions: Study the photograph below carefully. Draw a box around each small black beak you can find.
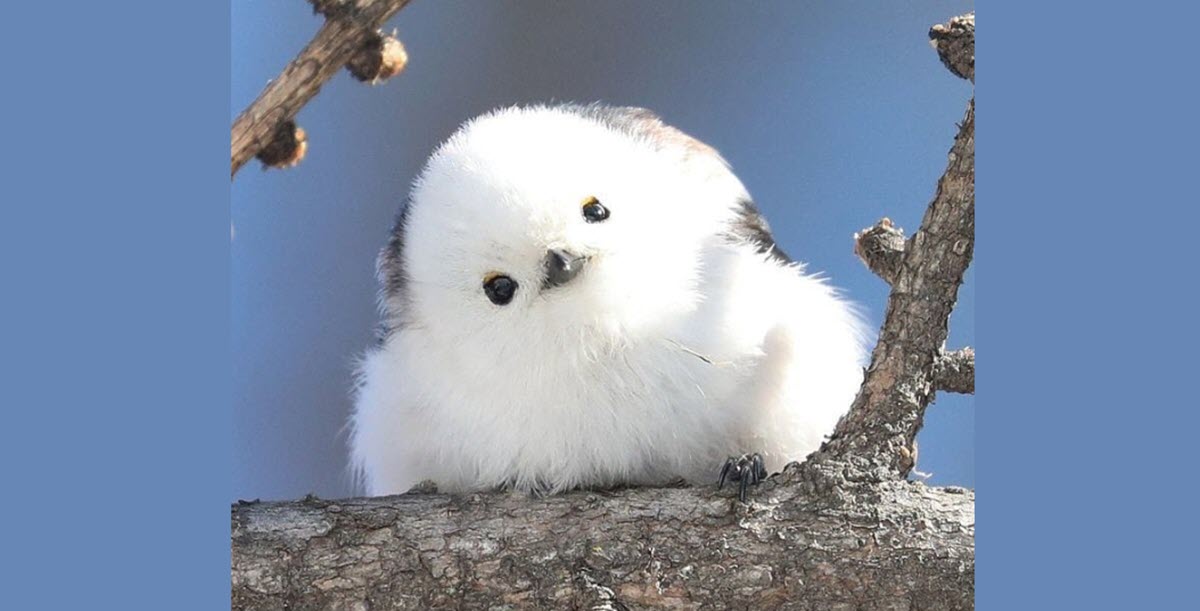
[542,248,588,289]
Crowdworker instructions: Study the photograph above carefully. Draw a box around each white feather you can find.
[350,105,870,496]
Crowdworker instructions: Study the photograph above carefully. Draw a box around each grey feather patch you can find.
[559,103,723,161]
[378,201,411,299]
[375,201,413,342]
[730,198,791,264]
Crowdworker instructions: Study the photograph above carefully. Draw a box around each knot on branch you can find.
[346,31,408,83]
[256,120,308,169]
[929,12,975,82]
[934,347,975,394]
[854,218,906,284]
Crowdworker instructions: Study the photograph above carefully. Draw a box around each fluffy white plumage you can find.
[350,104,870,496]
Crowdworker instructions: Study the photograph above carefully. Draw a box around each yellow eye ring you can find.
[482,273,518,305]
[581,196,610,223]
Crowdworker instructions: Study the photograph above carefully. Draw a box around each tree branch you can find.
[233,478,973,610]
[935,348,975,395]
[230,0,415,178]
[231,11,976,610]
[810,32,974,480]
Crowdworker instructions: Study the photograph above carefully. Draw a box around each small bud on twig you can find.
[256,120,308,170]
[347,31,408,84]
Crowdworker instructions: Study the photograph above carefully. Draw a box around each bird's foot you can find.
[718,453,768,503]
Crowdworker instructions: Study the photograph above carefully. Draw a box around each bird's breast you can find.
[427,330,752,489]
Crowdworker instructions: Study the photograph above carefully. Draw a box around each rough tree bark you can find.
[232,11,976,610]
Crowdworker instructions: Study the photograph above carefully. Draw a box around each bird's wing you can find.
[374,200,414,342]
[728,197,792,264]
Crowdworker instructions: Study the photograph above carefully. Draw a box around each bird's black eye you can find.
[581,196,609,223]
[483,274,518,305]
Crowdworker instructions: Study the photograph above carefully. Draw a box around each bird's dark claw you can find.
[717,453,768,503]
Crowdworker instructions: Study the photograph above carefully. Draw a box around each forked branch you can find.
[807,14,974,482]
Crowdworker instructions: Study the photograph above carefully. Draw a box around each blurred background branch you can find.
[230,0,414,177]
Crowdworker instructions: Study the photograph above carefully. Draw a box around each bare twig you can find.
[230,0,415,178]
[935,347,976,394]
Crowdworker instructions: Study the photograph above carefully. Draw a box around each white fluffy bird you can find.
[351,104,869,500]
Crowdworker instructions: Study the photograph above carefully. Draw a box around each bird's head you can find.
[378,105,751,358]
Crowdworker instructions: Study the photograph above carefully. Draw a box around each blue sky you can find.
[232,0,975,501]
